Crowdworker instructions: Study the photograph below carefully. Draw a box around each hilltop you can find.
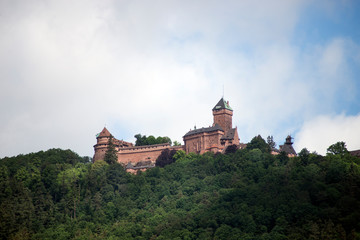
[0,141,360,239]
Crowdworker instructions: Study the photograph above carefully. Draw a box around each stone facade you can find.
[183,126,224,154]
[213,108,232,133]
[93,128,184,172]
[93,127,133,162]
[93,98,241,172]
[117,144,183,165]
[183,98,240,154]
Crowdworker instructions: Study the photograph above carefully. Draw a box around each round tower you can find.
[93,127,112,162]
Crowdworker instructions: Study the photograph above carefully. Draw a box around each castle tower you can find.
[93,127,112,162]
[212,98,233,133]
[285,135,293,145]
[279,135,297,157]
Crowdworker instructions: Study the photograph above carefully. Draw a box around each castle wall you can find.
[213,109,233,133]
[93,135,134,162]
[221,127,240,149]
[93,144,107,161]
[233,128,240,145]
[184,130,224,154]
[94,98,240,173]
[118,143,171,165]
[118,144,185,165]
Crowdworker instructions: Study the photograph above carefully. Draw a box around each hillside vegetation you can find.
[1,141,360,239]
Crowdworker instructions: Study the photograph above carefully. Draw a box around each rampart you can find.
[117,143,184,165]
[93,97,239,173]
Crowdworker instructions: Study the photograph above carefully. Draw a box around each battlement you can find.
[117,143,184,165]
[119,143,171,153]
[93,97,239,173]
[93,128,185,171]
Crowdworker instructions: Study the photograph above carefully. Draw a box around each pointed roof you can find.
[212,98,233,111]
[97,127,111,138]
[279,136,297,155]
[221,128,236,140]
[285,135,293,145]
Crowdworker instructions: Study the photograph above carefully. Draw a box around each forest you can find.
[0,137,360,240]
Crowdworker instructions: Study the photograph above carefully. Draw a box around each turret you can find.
[285,135,293,145]
[279,135,297,157]
[93,127,112,162]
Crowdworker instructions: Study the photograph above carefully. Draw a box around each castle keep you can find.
[93,98,240,171]
[93,98,298,171]
[183,98,240,154]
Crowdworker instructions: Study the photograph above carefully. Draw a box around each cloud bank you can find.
[0,0,359,157]
[296,114,360,155]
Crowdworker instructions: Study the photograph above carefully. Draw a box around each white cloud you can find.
[0,0,359,158]
[295,114,360,155]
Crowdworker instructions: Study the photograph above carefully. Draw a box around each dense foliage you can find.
[104,135,118,165]
[134,134,172,146]
[1,143,360,239]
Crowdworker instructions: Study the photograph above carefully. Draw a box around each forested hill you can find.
[1,145,360,239]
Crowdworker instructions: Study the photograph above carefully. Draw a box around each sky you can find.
[1,0,360,158]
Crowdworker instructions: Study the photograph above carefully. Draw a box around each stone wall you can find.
[93,143,107,162]
[93,136,133,162]
[184,130,224,154]
[118,143,172,165]
[93,133,185,170]
[213,108,233,133]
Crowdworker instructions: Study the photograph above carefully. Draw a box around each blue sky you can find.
[0,0,359,158]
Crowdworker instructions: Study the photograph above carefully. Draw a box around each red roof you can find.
[98,127,111,137]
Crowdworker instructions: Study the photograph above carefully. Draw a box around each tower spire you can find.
[222,84,224,98]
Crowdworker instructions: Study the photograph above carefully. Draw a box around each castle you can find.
[93,98,240,172]
[93,98,298,172]
[183,98,240,153]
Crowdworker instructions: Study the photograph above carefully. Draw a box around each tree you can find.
[327,141,349,156]
[247,135,271,153]
[134,134,172,146]
[104,135,118,164]
[134,134,147,146]
[162,136,172,145]
[299,148,310,165]
[173,141,181,146]
[156,149,177,167]
[147,135,157,145]
[173,150,186,160]
[225,144,238,154]
[267,135,276,149]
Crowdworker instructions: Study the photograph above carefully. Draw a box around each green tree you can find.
[104,135,118,164]
[162,136,172,145]
[134,134,147,146]
[299,148,310,165]
[148,135,157,145]
[267,135,276,149]
[135,134,172,146]
[2,143,360,239]
[156,149,177,167]
[247,135,271,153]
[225,144,238,154]
[0,165,11,200]
[327,141,349,156]
[173,150,186,161]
